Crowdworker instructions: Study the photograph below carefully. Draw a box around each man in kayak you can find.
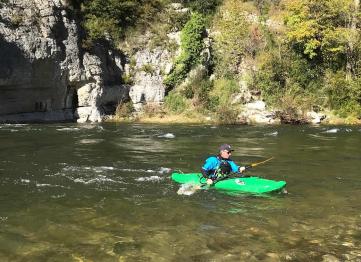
[201,144,246,185]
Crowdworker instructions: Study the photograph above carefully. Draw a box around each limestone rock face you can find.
[75,49,129,123]
[239,100,280,124]
[0,0,70,122]
[129,48,172,111]
[0,0,128,123]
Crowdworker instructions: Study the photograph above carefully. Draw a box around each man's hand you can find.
[206,179,213,185]
[239,166,246,173]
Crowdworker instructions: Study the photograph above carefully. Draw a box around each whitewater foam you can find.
[78,139,104,144]
[323,128,339,133]
[158,133,175,138]
[265,131,278,136]
[56,128,80,132]
[73,175,118,185]
[135,176,163,182]
[177,183,200,196]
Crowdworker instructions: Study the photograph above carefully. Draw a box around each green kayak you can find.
[171,173,286,194]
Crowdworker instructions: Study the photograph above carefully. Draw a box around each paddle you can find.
[244,157,274,171]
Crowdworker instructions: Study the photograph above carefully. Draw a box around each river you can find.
[0,123,360,261]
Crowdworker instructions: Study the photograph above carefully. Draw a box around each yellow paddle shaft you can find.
[247,157,274,169]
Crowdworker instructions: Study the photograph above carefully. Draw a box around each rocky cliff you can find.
[0,0,131,123]
[0,1,327,125]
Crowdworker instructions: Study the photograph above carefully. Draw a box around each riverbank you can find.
[107,110,361,125]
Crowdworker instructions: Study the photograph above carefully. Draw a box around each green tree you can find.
[212,0,252,77]
[284,0,361,77]
[81,0,166,44]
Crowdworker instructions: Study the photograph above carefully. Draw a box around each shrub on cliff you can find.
[212,0,252,78]
[164,12,206,88]
[164,91,187,113]
[81,0,166,45]
[183,0,221,16]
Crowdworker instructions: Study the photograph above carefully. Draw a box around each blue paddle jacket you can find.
[201,155,240,180]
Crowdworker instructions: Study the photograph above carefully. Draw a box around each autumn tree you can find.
[284,0,361,78]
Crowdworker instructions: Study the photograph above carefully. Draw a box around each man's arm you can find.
[229,160,246,173]
[201,168,209,178]
[201,157,217,184]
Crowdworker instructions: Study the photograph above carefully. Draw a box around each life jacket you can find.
[214,156,231,179]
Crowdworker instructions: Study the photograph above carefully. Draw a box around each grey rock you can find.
[306,111,326,124]
[0,0,127,123]
[239,100,279,124]
[128,48,173,111]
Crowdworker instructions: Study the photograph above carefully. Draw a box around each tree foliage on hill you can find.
[81,0,167,44]
[78,0,220,46]
[74,0,361,120]
[182,0,221,15]
[284,0,361,77]
[212,0,252,77]
[208,0,361,120]
[281,0,361,117]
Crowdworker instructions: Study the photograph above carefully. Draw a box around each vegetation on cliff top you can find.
[73,0,360,124]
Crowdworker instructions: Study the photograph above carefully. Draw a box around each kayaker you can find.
[201,144,246,185]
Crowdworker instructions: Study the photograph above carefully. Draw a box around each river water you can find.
[0,123,360,261]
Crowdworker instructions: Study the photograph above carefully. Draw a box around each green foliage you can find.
[212,0,252,77]
[149,10,189,49]
[275,94,310,124]
[165,12,206,88]
[79,0,361,121]
[140,63,156,75]
[10,13,24,26]
[214,105,240,125]
[254,0,280,15]
[115,101,134,118]
[323,71,361,117]
[142,103,166,117]
[186,79,213,110]
[253,52,287,103]
[171,67,213,112]
[183,0,221,15]
[209,79,239,109]
[129,57,136,69]
[164,63,189,88]
[164,91,187,113]
[181,13,206,63]
[83,15,121,43]
[284,0,356,68]
[165,8,190,32]
[121,74,134,85]
[81,0,166,45]
[254,48,324,104]
[208,78,241,123]
[181,68,207,98]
